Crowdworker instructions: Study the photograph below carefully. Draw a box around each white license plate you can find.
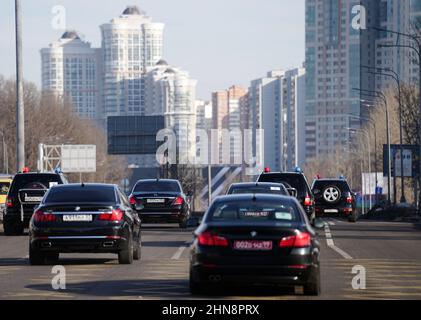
[62,214,92,222]
[25,196,43,202]
[147,198,165,203]
[324,209,339,213]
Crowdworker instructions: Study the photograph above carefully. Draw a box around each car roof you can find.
[314,179,348,183]
[51,183,117,189]
[260,172,303,176]
[230,182,285,188]
[215,194,295,203]
[135,179,179,183]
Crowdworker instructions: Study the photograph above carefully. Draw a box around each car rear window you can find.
[258,174,309,197]
[229,186,286,195]
[312,180,351,193]
[207,199,301,223]
[133,181,181,193]
[0,182,10,195]
[10,174,62,194]
[45,186,116,203]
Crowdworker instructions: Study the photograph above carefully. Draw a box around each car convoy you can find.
[0,166,359,296]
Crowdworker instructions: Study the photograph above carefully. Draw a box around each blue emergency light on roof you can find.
[294,167,303,173]
[54,167,62,174]
[339,175,345,180]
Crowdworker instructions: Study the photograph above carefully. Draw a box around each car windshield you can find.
[207,199,301,223]
[312,181,351,193]
[258,174,308,197]
[11,174,62,193]
[133,181,181,193]
[229,186,286,195]
[0,182,10,195]
[45,186,116,203]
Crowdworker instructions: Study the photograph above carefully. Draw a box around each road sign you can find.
[383,145,419,178]
[61,145,96,173]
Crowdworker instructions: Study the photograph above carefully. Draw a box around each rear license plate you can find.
[25,196,43,202]
[233,240,273,251]
[62,214,92,222]
[324,209,339,213]
[147,198,165,203]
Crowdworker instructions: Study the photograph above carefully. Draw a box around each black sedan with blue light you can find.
[29,183,141,265]
[189,194,321,295]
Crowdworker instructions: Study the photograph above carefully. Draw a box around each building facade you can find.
[40,31,102,120]
[249,68,306,172]
[100,6,164,118]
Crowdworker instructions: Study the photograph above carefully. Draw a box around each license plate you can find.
[233,240,273,251]
[147,198,165,203]
[25,196,43,202]
[324,209,339,213]
[62,214,92,222]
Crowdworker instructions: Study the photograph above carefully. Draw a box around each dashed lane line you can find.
[324,222,353,260]
[171,241,191,260]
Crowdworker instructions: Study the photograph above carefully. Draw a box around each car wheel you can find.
[189,270,205,295]
[118,231,134,264]
[133,236,141,261]
[3,221,16,236]
[179,216,188,229]
[304,271,321,296]
[45,252,60,264]
[348,211,358,223]
[15,223,24,235]
[29,245,47,266]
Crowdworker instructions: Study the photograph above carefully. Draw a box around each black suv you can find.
[311,179,357,222]
[3,171,68,235]
[257,169,315,224]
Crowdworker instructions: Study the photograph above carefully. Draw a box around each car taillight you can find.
[346,195,353,204]
[129,196,137,205]
[279,231,311,248]
[173,197,184,205]
[197,232,229,247]
[33,209,56,222]
[98,209,124,221]
[304,195,312,206]
[6,197,13,208]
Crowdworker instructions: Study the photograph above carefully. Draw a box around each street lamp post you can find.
[370,26,421,213]
[348,113,378,203]
[353,88,392,206]
[0,131,9,175]
[349,128,372,210]
[361,65,406,203]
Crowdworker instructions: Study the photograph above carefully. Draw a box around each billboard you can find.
[61,145,96,173]
[383,145,420,178]
[107,116,165,155]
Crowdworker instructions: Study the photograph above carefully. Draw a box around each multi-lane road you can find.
[1,218,421,300]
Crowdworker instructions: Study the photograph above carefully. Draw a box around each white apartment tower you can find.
[40,31,102,120]
[100,6,164,118]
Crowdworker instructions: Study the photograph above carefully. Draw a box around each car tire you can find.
[348,211,358,223]
[3,221,16,236]
[133,236,141,261]
[29,245,47,266]
[45,252,60,264]
[118,231,134,265]
[189,270,205,295]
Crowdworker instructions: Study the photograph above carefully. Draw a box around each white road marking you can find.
[324,222,353,260]
[171,241,191,260]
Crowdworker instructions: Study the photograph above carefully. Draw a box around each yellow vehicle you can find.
[0,176,13,220]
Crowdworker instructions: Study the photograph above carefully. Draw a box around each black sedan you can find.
[129,179,191,228]
[29,184,141,265]
[226,182,290,196]
[189,194,321,295]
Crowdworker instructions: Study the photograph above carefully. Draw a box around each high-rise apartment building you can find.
[40,31,102,120]
[144,60,198,163]
[249,68,306,172]
[211,85,248,165]
[100,6,164,118]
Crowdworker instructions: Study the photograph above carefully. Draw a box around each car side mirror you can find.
[287,188,298,198]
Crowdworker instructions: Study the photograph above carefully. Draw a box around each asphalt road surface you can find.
[1,218,421,300]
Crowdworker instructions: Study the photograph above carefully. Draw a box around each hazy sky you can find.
[0,0,305,100]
